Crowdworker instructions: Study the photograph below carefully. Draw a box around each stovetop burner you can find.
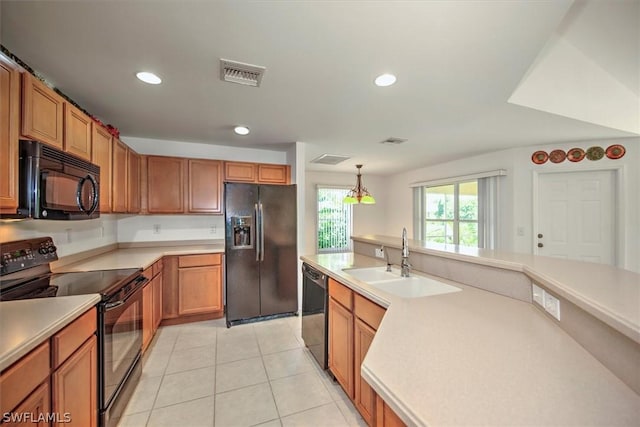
[0,237,143,302]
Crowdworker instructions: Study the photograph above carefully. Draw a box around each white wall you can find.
[304,170,387,256]
[117,215,225,242]
[384,137,639,272]
[0,215,118,258]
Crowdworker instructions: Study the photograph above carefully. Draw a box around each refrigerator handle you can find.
[259,202,265,261]
[254,203,260,262]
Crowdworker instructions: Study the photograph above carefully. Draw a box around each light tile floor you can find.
[118,316,367,427]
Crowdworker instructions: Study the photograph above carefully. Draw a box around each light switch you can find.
[532,284,544,306]
[543,291,561,321]
[375,248,385,258]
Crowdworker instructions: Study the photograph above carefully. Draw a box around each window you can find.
[317,186,353,253]
[413,171,504,249]
[423,181,478,246]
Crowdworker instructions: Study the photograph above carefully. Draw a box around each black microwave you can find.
[17,140,100,220]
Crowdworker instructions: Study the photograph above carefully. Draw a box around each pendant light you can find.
[343,164,375,204]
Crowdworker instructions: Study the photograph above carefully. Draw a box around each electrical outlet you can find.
[66,228,72,243]
[375,248,385,258]
[210,225,217,234]
[153,224,161,234]
[543,291,561,321]
[517,226,525,237]
[532,284,544,306]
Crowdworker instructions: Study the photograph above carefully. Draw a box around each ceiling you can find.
[1,1,638,175]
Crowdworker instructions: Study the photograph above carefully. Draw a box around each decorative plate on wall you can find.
[567,147,585,162]
[606,144,626,159]
[586,146,605,161]
[549,149,566,163]
[532,151,548,164]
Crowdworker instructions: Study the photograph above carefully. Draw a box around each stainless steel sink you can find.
[342,267,461,298]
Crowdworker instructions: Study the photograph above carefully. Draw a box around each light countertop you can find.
[54,243,224,273]
[301,252,640,426]
[0,294,101,371]
[353,235,640,344]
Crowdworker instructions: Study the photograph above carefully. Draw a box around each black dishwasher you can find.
[301,263,328,369]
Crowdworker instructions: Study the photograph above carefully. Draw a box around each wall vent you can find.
[311,154,351,165]
[220,59,266,87]
[380,137,408,145]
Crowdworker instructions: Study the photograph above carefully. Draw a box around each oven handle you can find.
[103,275,148,311]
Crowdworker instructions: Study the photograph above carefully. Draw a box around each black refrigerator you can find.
[224,183,298,326]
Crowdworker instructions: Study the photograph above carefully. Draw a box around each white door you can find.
[536,170,616,265]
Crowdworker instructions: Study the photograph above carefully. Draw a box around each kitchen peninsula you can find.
[301,235,640,426]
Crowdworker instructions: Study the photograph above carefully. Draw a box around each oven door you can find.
[100,284,143,410]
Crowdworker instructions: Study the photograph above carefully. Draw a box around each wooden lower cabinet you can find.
[355,318,377,424]
[162,254,224,325]
[152,271,163,331]
[142,280,154,351]
[1,308,98,427]
[142,260,164,352]
[328,277,390,427]
[328,297,354,399]
[52,335,98,427]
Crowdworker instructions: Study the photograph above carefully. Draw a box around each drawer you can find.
[52,307,97,368]
[354,293,386,330]
[329,278,353,310]
[0,341,50,415]
[178,253,221,268]
[153,258,164,276]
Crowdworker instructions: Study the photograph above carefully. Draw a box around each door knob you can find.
[537,233,543,238]
[537,243,544,248]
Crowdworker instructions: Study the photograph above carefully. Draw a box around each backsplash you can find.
[117,215,225,242]
[0,215,118,257]
[0,214,225,257]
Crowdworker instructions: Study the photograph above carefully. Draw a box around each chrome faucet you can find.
[401,227,411,277]
[381,245,392,272]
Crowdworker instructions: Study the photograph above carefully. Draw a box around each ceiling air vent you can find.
[380,137,408,145]
[311,154,351,165]
[220,59,266,87]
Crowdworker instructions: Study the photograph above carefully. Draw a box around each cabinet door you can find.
[0,57,20,213]
[21,73,64,149]
[142,282,153,352]
[188,159,222,213]
[4,381,51,427]
[328,297,354,399]
[111,139,128,213]
[52,335,98,427]
[224,161,256,183]
[127,149,141,213]
[375,395,406,427]
[152,273,163,331]
[63,103,92,161]
[91,124,112,213]
[177,265,222,315]
[147,156,185,213]
[257,164,290,184]
[355,317,377,426]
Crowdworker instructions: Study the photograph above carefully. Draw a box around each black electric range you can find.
[0,237,148,427]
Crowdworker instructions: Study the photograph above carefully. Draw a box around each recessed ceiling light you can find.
[136,72,162,85]
[374,73,396,87]
[234,126,250,136]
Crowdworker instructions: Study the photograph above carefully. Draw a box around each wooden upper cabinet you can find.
[63,103,92,161]
[91,124,112,213]
[188,159,222,214]
[258,164,290,184]
[224,161,290,184]
[0,56,20,213]
[21,72,64,149]
[224,161,256,183]
[127,149,141,213]
[111,139,128,213]
[147,156,185,213]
